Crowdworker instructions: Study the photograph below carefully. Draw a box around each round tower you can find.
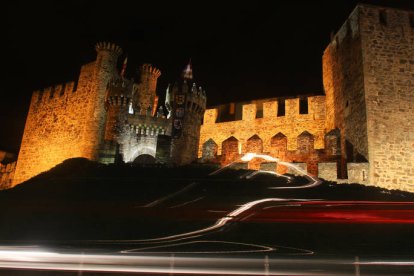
[134,64,161,115]
[169,61,207,165]
[84,42,123,161]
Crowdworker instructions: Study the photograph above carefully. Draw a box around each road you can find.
[1,154,414,275]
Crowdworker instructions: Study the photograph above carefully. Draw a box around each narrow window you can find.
[229,102,235,114]
[49,87,55,99]
[379,10,387,26]
[256,102,263,118]
[277,100,285,117]
[60,84,65,96]
[299,98,308,114]
[410,14,414,29]
[362,170,368,181]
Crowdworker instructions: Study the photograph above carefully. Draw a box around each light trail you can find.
[0,248,412,275]
[169,196,204,208]
[88,153,323,244]
[121,240,276,254]
[240,152,322,189]
[143,182,198,207]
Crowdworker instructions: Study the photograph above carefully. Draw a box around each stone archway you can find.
[133,154,156,164]
[246,134,263,153]
[270,132,287,157]
[297,131,315,153]
[325,128,340,156]
[222,136,239,155]
[221,136,239,164]
[202,138,218,161]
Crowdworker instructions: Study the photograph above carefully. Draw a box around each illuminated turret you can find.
[133,64,161,116]
[167,61,207,165]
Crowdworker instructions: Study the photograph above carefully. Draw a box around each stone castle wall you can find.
[198,96,339,175]
[359,5,414,190]
[323,5,414,192]
[0,161,16,189]
[200,96,326,155]
[12,63,98,185]
[323,6,369,182]
[12,43,121,186]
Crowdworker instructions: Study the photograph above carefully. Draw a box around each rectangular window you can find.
[229,102,235,114]
[277,100,285,117]
[256,102,263,118]
[379,10,387,26]
[299,98,308,114]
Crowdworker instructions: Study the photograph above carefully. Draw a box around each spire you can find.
[182,59,193,80]
[120,56,128,78]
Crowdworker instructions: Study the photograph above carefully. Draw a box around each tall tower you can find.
[133,64,161,115]
[168,61,207,165]
[84,42,123,160]
[102,77,134,164]
[323,4,414,191]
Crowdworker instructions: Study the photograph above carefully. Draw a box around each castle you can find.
[6,42,206,187]
[1,4,414,192]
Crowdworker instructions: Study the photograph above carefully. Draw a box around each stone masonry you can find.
[11,42,206,187]
[6,4,414,192]
[323,4,414,191]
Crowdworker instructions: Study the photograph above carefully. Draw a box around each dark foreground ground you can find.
[0,158,414,275]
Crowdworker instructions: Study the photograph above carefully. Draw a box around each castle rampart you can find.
[200,96,326,156]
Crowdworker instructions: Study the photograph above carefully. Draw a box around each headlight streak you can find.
[121,240,276,254]
[0,248,412,275]
[169,196,204,208]
[86,153,323,246]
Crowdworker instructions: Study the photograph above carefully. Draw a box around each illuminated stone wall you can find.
[0,161,16,189]
[323,6,368,180]
[199,96,338,175]
[13,43,122,186]
[323,5,414,191]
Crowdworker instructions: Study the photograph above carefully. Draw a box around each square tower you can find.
[323,4,414,191]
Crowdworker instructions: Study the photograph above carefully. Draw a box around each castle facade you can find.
[1,4,413,192]
[9,43,206,187]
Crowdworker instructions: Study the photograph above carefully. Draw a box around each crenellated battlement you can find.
[199,95,327,162]
[32,81,77,105]
[106,95,132,106]
[203,95,325,124]
[185,83,206,115]
[95,41,123,56]
[126,114,171,136]
[140,64,161,78]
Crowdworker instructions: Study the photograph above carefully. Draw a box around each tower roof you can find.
[182,59,193,80]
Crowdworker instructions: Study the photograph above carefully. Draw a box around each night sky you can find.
[2,0,414,153]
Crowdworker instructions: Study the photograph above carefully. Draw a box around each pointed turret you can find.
[182,59,193,81]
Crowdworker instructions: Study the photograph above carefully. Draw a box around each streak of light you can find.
[169,197,204,208]
[0,248,412,275]
[221,152,322,189]
[244,170,293,181]
[358,261,414,266]
[144,182,198,207]
[91,153,322,245]
[121,240,276,254]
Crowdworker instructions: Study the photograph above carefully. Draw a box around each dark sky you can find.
[2,0,414,152]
